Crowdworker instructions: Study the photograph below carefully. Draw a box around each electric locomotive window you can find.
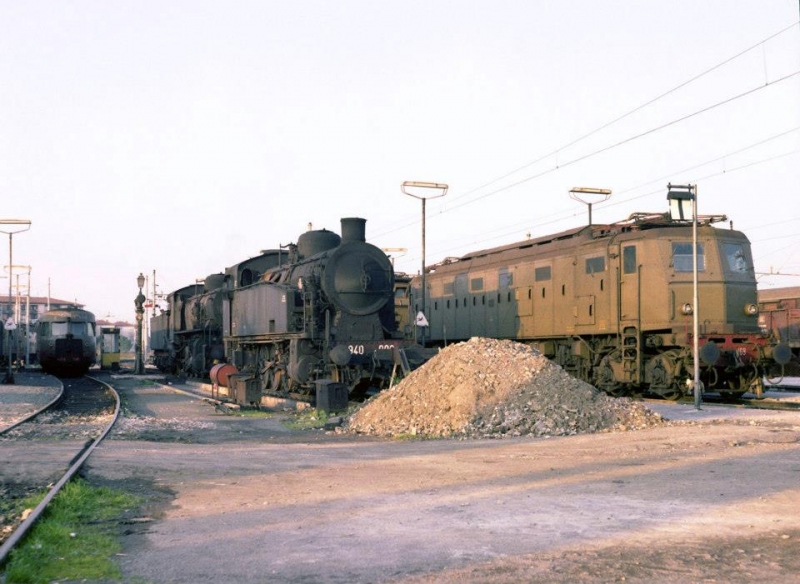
[723,243,748,273]
[671,242,705,272]
[499,271,513,288]
[444,282,454,295]
[470,277,484,291]
[623,246,637,274]
[535,266,551,281]
[52,323,68,336]
[585,257,605,274]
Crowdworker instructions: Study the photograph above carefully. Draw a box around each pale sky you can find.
[2,1,799,322]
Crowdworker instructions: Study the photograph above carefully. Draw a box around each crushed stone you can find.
[346,337,665,439]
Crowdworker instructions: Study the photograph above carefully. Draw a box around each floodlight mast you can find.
[401,181,448,345]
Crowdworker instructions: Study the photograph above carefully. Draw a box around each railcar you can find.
[758,286,800,374]
[409,201,791,400]
[36,307,97,376]
[151,218,425,406]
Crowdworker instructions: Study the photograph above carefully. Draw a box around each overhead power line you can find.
[447,20,800,207]
[443,69,800,216]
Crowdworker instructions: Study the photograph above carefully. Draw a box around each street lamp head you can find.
[401,181,449,200]
[137,272,145,290]
[568,187,612,204]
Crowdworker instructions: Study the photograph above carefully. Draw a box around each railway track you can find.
[0,375,120,565]
[643,391,800,412]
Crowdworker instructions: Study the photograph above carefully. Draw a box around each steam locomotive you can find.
[36,307,97,376]
[407,197,792,400]
[150,218,426,405]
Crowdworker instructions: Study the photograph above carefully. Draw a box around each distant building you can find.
[1,295,84,326]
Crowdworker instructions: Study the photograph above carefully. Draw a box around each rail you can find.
[0,381,64,437]
[0,375,121,566]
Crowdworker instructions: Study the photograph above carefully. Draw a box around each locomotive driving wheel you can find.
[595,355,626,397]
[645,352,681,400]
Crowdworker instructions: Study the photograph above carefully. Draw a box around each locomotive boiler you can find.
[151,218,423,405]
[408,203,791,400]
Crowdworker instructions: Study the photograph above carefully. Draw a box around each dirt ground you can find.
[65,375,800,584]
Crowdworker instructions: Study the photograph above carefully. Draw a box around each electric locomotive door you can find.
[619,244,640,324]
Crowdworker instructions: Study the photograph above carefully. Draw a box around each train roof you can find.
[758,286,800,302]
[430,211,733,272]
[38,307,96,322]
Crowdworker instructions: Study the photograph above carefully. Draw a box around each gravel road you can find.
[79,375,800,583]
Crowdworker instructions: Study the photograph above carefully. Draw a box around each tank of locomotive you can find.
[225,249,284,289]
[169,275,228,376]
[149,284,197,373]
[36,307,97,376]
[225,217,402,397]
[149,250,290,375]
[411,211,789,399]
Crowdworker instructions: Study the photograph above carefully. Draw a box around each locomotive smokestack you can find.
[341,217,366,243]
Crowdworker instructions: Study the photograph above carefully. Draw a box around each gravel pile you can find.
[346,337,665,439]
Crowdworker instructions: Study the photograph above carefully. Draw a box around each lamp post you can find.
[401,181,448,345]
[1,219,31,385]
[666,184,701,409]
[134,272,146,375]
[8,265,32,370]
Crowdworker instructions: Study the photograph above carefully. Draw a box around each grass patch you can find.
[3,478,140,583]
[232,408,274,418]
[284,408,331,430]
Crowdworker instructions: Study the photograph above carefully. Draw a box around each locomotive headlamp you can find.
[681,303,693,315]
[744,303,758,316]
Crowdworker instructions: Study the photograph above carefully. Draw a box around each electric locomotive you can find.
[409,202,791,400]
[151,218,424,405]
[36,307,97,376]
